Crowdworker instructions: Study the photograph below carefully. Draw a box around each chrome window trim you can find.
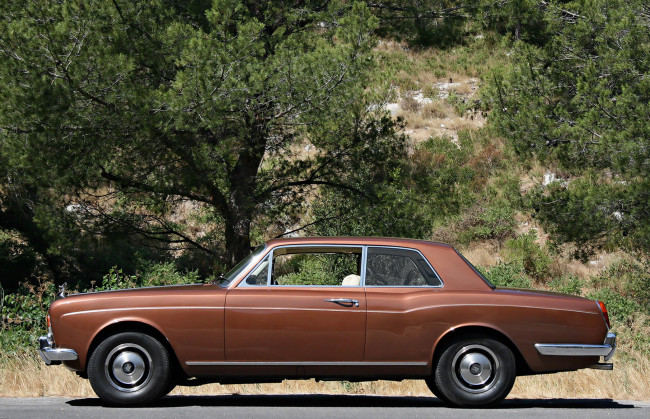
[236,244,443,288]
[265,244,364,287]
[185,361,427,366]
[237,254,271,288]
[224,244,268,288]
[364,245,444,288]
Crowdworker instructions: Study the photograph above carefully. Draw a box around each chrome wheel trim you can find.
[451,344,500,393]
[104,343,153,392]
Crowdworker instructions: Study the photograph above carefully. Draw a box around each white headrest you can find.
[342,274,361,286]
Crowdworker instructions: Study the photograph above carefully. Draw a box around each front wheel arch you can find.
[88,331,171,405]
[86,321,184,382]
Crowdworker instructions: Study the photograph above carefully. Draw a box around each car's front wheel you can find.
[432,336,516,407]
[88,332,171,405]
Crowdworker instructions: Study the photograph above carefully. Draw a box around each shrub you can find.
[139,261,200,287]
[482,262,531,288]
[548,275,585,296]
[591,260,650,316]
[504,231,552,282]
[458,201,516,244]
[587,288,640,326]
[1,279,56,354]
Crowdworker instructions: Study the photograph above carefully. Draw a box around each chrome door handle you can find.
[324,298,359,307]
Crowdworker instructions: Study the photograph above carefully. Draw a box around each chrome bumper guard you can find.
[38,335,78,365]
[535,332,616,361]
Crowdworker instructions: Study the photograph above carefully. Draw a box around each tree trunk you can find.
[222,126,267,267]
[224,216,253,267]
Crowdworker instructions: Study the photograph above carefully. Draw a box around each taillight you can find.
[47,314,52,333]
[597,300,611,329]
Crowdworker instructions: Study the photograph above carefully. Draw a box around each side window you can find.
[240,255,269,286]
[366,247,441,287]
[271,247,362,286]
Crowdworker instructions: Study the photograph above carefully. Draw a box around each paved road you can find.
[1,395,649,419]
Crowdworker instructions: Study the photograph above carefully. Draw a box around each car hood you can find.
[49,283,225,316]
[68,283,213,298]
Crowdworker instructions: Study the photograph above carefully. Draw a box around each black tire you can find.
[88,332,171,406]
[424,376,449,403]
[433,337,516,407]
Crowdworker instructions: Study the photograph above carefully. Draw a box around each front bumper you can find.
[38,335,78,365]
[534,332,616,361]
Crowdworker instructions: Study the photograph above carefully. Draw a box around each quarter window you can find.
[240,255,270,286]
[365,247,441,287]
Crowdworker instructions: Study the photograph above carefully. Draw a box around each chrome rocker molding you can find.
[535,332,616,361]
[38,335,78,365]
[186,361,428,367]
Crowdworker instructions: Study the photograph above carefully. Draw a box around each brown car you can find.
[38,237,616,407]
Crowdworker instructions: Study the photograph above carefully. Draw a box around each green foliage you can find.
[458,200,516,243]
[487,0,650,254]
[504,231,552,282]
[468,0,548,43]
[370,1,468,48]
[139,261,201,287]
[481,262,531,288]
[548,275,585,296]
[274,253,358,286]
[1,280,55,335]
[0,0,403,266]
[312,133,477,238]
[591,260,650,316]
[588,288,641,326]
[95,262,200,291]
[94,267,139,292]
[0,231,38,291]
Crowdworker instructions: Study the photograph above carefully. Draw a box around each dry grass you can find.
[2,354,648,401]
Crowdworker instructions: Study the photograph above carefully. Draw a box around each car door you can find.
[224,245,366,375]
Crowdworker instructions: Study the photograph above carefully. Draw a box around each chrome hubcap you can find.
[105,343,152,392]
[452,344,499,393]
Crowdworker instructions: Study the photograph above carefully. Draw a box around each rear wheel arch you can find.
[433,326,531,375]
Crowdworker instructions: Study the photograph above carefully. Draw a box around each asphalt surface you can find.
[1,395,649,418]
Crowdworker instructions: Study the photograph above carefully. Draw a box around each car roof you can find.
[264,236,453,249]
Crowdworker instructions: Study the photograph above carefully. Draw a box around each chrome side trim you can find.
[535,332,616,359]
[38,336,78,365]
[227,306,365,313]
[367,303,596,315]
[61,306,222,317]
[185,361,428,366]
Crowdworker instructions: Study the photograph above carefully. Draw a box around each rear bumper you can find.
[534,332,616,361]
[38,335,78,365]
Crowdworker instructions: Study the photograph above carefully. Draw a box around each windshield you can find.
[217,244,267,287]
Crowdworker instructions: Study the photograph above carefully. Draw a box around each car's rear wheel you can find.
[88,332,171,405]
[424,376,449,403]
[433,337,516,407]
